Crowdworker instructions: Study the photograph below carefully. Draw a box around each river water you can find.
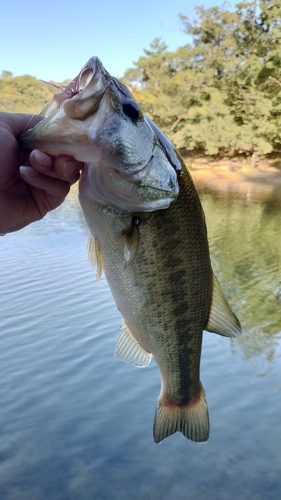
[1,174,281,499]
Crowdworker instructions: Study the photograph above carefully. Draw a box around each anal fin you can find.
[153,383,209,443]
[114,321,152,367]
[206,273,242,338]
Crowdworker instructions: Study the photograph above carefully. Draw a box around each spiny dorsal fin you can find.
[153,382,209,443]
[87,236,104,281]
[206,273,242,338]
[114,321,152,367]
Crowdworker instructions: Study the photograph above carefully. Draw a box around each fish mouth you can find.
[19,58,113,157]
[19,57,140,162]
[19,56,180,212]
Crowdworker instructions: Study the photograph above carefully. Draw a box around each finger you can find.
[1,112,44,138]
[53,155,82,183]
[64,172,80,186]
[19,166,70,204]
[30,150,82,185]
[29,149,54,172]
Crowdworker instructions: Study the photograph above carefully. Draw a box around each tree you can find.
[124,1,281,156]
[1,70,13,79]
[178,1,277,154]
[0,74,67,113]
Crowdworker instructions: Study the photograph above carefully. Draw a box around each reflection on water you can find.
[196,179,281,367]
[1,178,281,499]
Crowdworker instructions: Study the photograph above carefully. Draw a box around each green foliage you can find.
[0,74,64,114]
[124,1,281,155]
[200,185,281,359]
[2,1,281,155]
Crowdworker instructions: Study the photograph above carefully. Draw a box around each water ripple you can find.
[1,186,281,499]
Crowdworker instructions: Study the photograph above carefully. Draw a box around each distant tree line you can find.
[1,1,281,156]
[0,71,69,114]
[123,0,281,156]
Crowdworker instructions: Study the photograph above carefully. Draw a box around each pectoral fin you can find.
[206,273,242,338]
[114,321,152,367]
[123,217,140,267]
[87,236,104,280]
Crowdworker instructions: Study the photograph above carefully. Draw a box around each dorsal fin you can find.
[87,236,104,280]
[206,273,242,338]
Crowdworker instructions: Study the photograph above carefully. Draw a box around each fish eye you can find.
[122,99,140,121]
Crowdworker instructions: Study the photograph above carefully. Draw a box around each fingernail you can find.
[20,166,39,177]
[63,160,76,178]
[34,149,53,167]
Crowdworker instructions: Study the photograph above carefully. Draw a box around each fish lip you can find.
[139,185,179,197]
[137,186,179,204]
[110,160,179,197]
[115,168,179,197]
[39,56,112,117]
[19,126,90,152]
[18,58,113,151]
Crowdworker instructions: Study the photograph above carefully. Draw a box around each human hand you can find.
[0,112,83,234]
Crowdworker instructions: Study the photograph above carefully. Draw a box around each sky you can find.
[1,0,234,82]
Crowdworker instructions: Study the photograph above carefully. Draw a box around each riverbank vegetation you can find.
[1,1,281,159]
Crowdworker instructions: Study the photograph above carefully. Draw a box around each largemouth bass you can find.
[20,57,242,443]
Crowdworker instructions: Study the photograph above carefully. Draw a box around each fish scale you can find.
[134,174,209,401]
[79,167,210,441]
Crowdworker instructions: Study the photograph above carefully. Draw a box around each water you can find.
[1,178,281,500]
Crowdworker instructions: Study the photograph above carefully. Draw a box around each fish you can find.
[20,57,242,443]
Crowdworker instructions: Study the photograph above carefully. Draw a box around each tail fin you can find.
[153,383,209,443]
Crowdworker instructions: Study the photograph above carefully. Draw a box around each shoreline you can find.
[70,153,281,200]
[180,150,281,185]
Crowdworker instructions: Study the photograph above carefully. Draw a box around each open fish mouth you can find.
[40,57,112,119]
[19,56,152,167]
[19,57,113,156]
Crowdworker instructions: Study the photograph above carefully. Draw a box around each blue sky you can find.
[1,0,234,82]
